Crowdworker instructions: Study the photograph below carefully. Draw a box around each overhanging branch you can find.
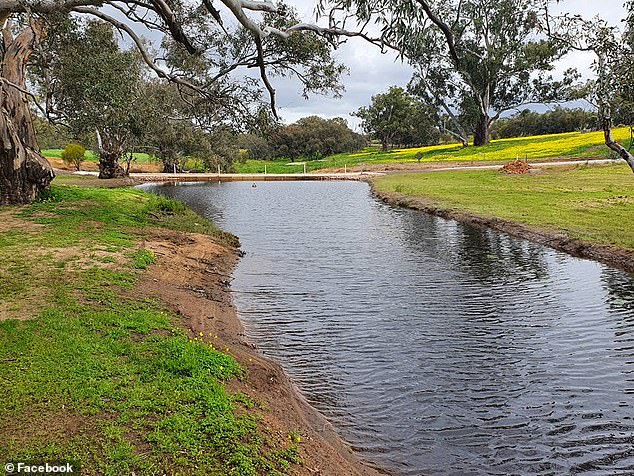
[72,7,208,97]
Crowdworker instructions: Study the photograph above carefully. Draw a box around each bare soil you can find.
[500,160,533,175]
[317,156,602,175]
[47,157,162,174]
[371,186,634,275]
[138,229,383,476]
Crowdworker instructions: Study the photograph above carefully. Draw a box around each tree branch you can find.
[413,0,461,66]
[72,7,208,97]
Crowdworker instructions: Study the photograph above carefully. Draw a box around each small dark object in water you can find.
[252,183,257,188]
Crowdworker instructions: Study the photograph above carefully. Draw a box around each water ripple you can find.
[143,181,634,476]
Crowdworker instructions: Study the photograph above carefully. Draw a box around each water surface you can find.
[143,181,634,475]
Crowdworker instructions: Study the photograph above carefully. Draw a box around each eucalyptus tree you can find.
[321,0,572,146]
[0,0,369,204]
[271,116,365,160]
[613,1,634,154]
[543,1,634,172]
[137,81,236,173]
[354,86,439,150]
[34,19,147,178]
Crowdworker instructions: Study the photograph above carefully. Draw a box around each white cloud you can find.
[274,0,627,126]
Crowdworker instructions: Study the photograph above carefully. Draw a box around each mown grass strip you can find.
[372,163,634,251]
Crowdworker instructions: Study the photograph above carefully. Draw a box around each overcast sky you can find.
[270,0,627,129]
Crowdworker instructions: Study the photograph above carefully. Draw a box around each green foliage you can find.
[203,129,240,173]
[34,19,146,169]
[493,107,599,139]
[271,116,366,161]
[355,86,440,150]
[33,116,72,149]
[330,0,573,144]
[261,5,347,98]
[131,249,156,269]
[61,143,87,171]
[373,164,634,250]
[611,2,634,128]
[237,134,274,161]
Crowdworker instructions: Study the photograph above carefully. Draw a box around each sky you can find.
[269,0,627,129]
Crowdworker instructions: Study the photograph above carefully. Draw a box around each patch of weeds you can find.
[266,433,302,472]
[131,249,155,269]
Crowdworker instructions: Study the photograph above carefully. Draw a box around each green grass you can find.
[43,149,156,165]
[0,185,297,475]
[235,128,631,174]
[372,163,634,251]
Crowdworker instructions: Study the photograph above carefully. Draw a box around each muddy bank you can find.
[138,229,382,476]
[370,185,634,275]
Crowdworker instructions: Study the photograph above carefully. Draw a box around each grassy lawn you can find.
[235,128,630,174]
[42,149,156,165]
[372,163,634,251]
[0,186,298,475]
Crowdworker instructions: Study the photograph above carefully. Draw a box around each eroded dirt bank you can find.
[138,229,383,476]
[370,185,634,275]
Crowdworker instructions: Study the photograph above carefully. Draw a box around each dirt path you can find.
[138,230,383,476]
[320,158,621,175]
[56,157,622,185]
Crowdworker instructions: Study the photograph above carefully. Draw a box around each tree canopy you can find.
[321,0,574,146]
[355,86,440,150]
[271,116,366,161]
[492,107,598,139]
[0,0,369,203]
[542,0,634,171]
[33,19,147,177]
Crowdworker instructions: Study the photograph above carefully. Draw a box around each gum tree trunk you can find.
[603,114,634,173]
[473,115,490,147]
[596,53,634,173]
[161,153,182,173]
[0,20,54,205]
[96,130,128,179]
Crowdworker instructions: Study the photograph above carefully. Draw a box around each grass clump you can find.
[0,184,294,475]
[373,163,634,251]
[131,249,155,269]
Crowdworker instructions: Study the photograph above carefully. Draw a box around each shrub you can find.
[61,143,86,171]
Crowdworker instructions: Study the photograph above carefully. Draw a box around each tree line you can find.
[354,89,604,148]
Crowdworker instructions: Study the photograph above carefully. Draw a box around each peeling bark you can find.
[96,129,127,179]
[0,21,54,205]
